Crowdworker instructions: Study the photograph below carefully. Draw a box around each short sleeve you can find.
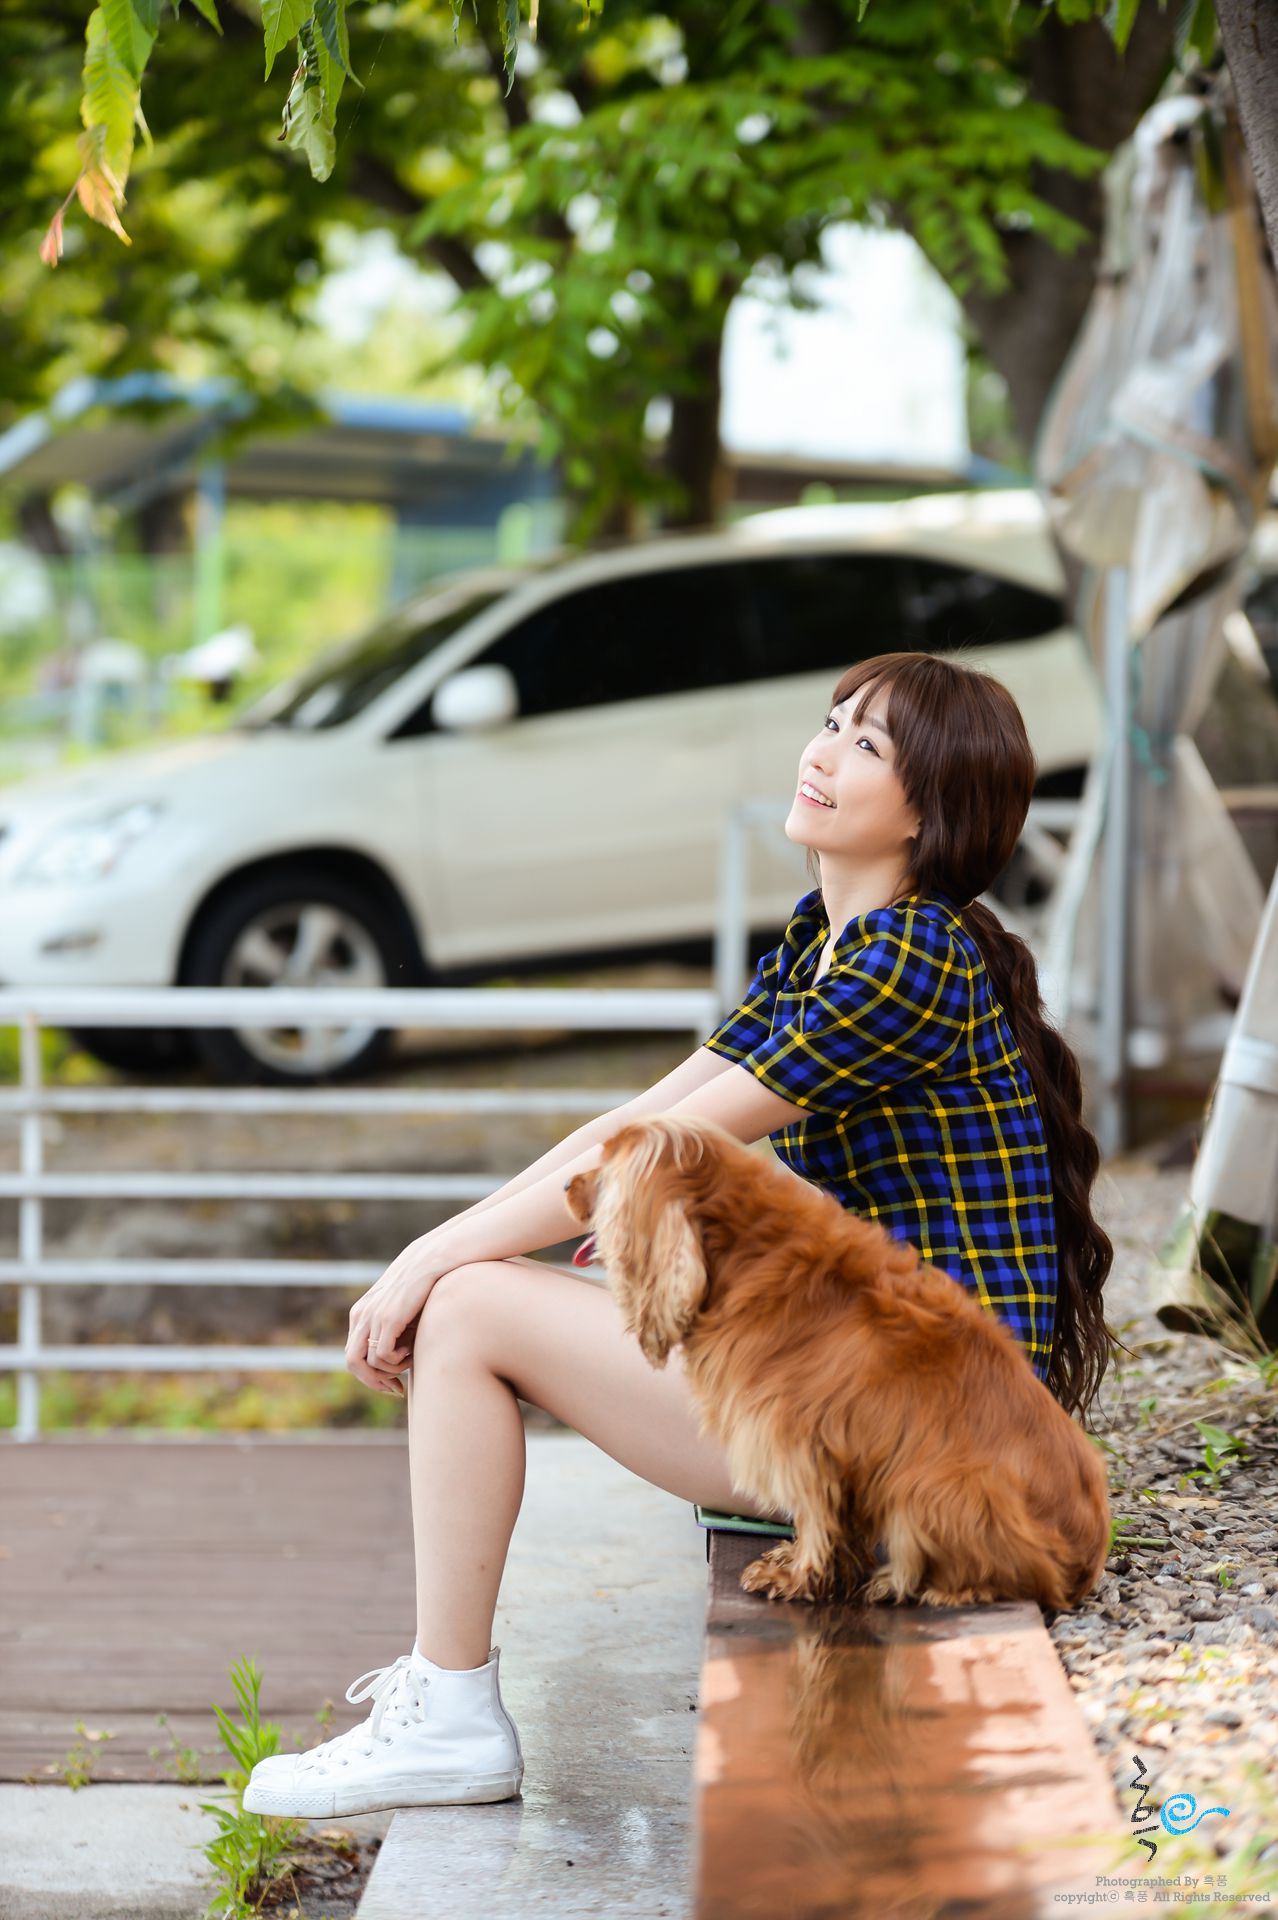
[735,921,967,1116]
[701,939,783,1065]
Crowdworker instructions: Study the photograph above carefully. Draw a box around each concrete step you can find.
[0,1784,220,1920]
[355,1434,706,1918]
[692,1530,1135,1919]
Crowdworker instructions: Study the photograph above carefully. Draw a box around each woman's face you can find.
[784,680,922,871]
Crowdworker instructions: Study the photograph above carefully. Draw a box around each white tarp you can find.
[1034,72,1278,1345]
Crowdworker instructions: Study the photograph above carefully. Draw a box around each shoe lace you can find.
[294,1655,431,1774]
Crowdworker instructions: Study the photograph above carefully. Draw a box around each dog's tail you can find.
[910,1464,1109,1610]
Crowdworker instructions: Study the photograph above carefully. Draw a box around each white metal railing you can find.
[0,985,718,1441]
[0,794,1088,1441]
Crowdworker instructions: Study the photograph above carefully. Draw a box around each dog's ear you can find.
[629,1197,707,1367]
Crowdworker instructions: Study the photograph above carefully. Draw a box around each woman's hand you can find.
[345,1236,454,1395]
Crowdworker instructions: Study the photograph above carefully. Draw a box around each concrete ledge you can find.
[356,1435,706,1918]
[0,1785,219,1920]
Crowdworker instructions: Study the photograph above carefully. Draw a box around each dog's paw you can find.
[740,1542,825,1603]
[860,1567,905,1607]
[917,1583,998,1609]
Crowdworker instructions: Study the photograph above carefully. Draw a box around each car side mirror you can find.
[430,664,519,732]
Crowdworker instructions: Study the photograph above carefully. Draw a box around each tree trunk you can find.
[1215,0,1278,264]
[663,327,729,530]
[959,8,1177,453]
[16,494,69,556]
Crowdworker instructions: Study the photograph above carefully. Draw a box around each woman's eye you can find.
[822,713,838,731]
[856,736,878,755]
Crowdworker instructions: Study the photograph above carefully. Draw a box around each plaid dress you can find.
[702,887,1059,1383]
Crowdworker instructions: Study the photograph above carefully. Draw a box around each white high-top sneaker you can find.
[242,1643,524,1818]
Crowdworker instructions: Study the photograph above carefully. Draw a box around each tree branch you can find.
[345,152,491,292]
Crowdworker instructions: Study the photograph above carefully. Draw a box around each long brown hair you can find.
[809,650,1120,1426]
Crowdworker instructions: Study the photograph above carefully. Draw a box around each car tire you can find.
[65,1025,198,1077]
[182,867,416,1085]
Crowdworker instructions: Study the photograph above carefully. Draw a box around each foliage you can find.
[198,1655,305,1920]
[52,1719,116,1788]
[409,2,1103,530]
[31,0,1216,268]
[0,1365,409,1432]
[150,1710,206,1783]
[2,1,1120,535]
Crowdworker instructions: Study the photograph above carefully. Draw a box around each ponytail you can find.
[958,899,1126,1426]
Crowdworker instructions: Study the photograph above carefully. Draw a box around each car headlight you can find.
[16,800,167,886]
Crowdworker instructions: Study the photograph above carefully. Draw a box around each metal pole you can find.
[1097,567,1133,1158]
[715,804,751,1017]
[15,1013,44,1442]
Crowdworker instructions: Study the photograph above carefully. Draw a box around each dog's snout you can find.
[563,1166,600,1224]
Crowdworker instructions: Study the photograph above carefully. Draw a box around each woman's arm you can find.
[424,1043,739,1229]
[346,1054,805,1391]
[433,1048,804,1263]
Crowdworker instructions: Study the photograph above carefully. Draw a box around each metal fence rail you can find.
[0,984,719,1442]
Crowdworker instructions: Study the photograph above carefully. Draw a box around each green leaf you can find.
[100,0,155,81]
[130,0,161,29]
[82,6,140,185]
[498,0,519,94]
[187,0,222,31]
[313,0,359,83]
[279,16,336,180]
[448,0,478,46]
[262,0,311,80]
[1109,0,1141,51]
[1175,0,1216,62]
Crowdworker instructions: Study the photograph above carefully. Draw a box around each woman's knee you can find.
[413,1260,519,1362]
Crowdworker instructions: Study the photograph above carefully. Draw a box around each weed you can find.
[1108,1515,1169,1551]
[198,1656,305,1920]
[48,1721,115,1789]
[149,1711,204,1786]
[1192,1420,1249,1491]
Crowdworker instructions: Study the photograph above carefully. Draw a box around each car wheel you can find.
[182,868,413,1085]
[64,1026,197,1077]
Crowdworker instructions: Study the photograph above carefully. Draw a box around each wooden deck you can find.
[0,1435,417,1783]
[692,1530,1132,1920]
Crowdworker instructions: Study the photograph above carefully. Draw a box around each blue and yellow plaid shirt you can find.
[702,887,1058,1383]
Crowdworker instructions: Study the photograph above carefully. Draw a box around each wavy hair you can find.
[805,650,1121,1426]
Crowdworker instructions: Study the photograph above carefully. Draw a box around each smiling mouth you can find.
[798,785,835,809]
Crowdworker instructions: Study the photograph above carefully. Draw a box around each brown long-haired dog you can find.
[564,1114,1110,1610]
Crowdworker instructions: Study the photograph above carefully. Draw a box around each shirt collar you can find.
[794,886,964,950]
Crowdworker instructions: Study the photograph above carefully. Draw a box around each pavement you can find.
[0,1432,708,1920]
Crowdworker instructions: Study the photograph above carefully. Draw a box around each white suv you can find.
[0,490,1101,1083]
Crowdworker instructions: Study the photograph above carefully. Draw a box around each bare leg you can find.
[405,1255,785,1670]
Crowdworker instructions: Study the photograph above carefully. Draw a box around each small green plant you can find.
[148,1712,204,1786]
[1108,1515,1169,1552]
[51,1720,115,1789]
[1192,1419,1249,1491]
[198,1656,305,1920]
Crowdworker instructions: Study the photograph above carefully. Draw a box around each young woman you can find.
[244,649,1115,1819]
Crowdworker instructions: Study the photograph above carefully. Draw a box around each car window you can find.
[734,554,908,677]
[467,564,759,719]
[241,588,508,731]
[901,558,1063,650]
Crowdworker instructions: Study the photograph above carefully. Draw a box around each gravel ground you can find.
[1051,1145,1278,1910]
